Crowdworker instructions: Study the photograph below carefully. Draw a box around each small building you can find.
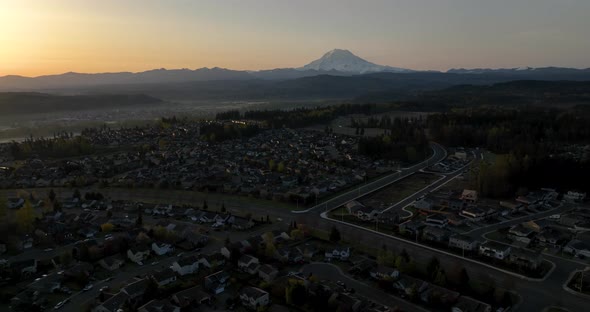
[204,270,230,294]
[137,299,180,312]
[171,286,211,308]
[151,242,174,256]
[449,234,479,251]
[150,268,177,287]
[325,246,350,261]
[170,255,200,276]
[424,214,448,228]
[127,246,150,264]
[239,287,270,310]
[238,254,260,274]
[563,191,586,203]
[370,266,399,280]
[460,190,478,203]
[479,241,511,260]
[563,239,590,258]
[452,296,491,312]
[422,226,450,243]
[92,292,129,312]
[508,248,543,270]
[258,264,279,282]
[98,255,125,271]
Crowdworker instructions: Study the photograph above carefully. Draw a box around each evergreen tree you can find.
[329,226,341,242]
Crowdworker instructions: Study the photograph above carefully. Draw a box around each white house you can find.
[170,255,200,276]
[151,242,174,256]
[479,241,511,260]
[239,287,270,310]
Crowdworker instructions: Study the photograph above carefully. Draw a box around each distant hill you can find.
[0,93,163,115]
[1,48,589,92]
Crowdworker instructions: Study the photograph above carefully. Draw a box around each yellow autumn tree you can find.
[0,193,7,219]
[16,200,36,233]
[101,223,114,232]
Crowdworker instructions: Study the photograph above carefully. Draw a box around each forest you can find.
[427,107,590,197]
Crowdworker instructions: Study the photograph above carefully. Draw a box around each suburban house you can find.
[232,217,255,231]
[424,214,449,228]
[507,224,536,245]
[171,285,211,308]
[399,220,424,237]
[325,246,350,261]
[394,275,428,296]
[460,190,478,203]
[204,270,230,294]
[92,292,130,312]
[78,227,99,238]
[239,287,270,310]
[370,266,399,280]
[238,254,260,274]
[479,241,511,260]
[414,197,435,211]
[564,239,590,258]
[345,201,365,214]
[460,207,487,221]
[508,248,543,270]
[198,253,226,269]
[151,242,174,256]
[13,259,37,277]
[258,264,279,282]
[150,268,177,287]
[420,283,460,305]
[355,205,381,221]
[98,255,125,271]
[535,228,570,248]
[452,296,491,312]
[448,234,479,251]
[127,246,150,264]
[137,299,180,312]
[563,191,586,203]
[121,278,150,300]
[422,226,450,243]
[170,255,200,276]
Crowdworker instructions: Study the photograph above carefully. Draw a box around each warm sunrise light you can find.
[1,0,590,76]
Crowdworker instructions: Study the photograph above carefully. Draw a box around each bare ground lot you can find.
[358,172,440,210]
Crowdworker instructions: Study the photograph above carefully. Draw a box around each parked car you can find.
[82,284,93,291]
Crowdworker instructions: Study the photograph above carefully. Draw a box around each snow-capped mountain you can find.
[299,49,412,74]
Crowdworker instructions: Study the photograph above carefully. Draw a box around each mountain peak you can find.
[299,49,411,74]
[324,49,355,57]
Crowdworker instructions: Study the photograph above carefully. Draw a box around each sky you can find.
[1,0,589,76]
